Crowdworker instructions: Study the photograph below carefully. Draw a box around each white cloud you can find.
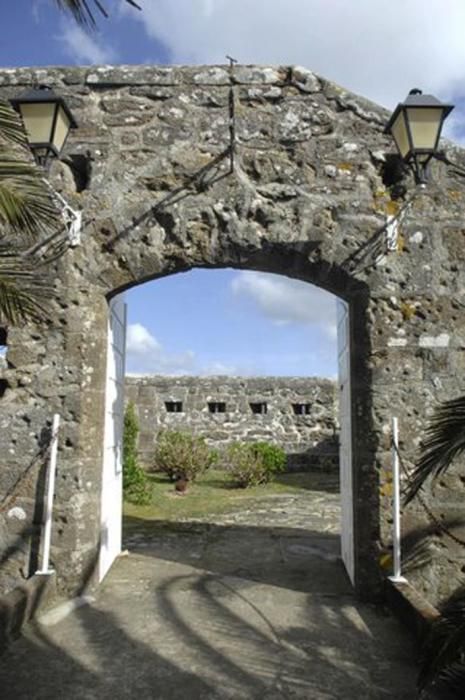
[126,324,261,376]
[126,323,195,374]
[198,360,263,376]
[123,1,465,110]
[231,271,336,338]
[56,23,117,64]
[32,0,46,22]
[127,322,161,355]
[199,361,238,376]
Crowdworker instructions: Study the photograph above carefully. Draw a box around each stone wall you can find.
[125,375,338,470]
[0,63,465,603]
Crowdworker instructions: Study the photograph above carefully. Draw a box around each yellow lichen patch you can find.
[373,193,400,217]
[336,162,354,172]
[380,552,393,570]
[400,302,416,321]
[448,189,463,202]
[380,481,393,497]
[384,200,400,216]
[396,233,405,252]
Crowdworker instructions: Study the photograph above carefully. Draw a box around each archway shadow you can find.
[0,521,417,699]
[123,518,349,595]
[275,471,340,494]
[0,572,416,699]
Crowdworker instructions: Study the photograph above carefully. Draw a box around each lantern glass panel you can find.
[19,102,55,145]
[391,110,410,159]
[406,107,443,160]
[53,105,71,153]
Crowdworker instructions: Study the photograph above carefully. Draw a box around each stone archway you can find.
[1,64,465,604]
[96,225,375,595]
[100,259,368,590]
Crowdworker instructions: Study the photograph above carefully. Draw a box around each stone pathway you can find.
[0,476,417,698]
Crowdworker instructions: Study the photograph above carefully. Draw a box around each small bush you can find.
[123,402,151,505]
[251,442,287,475]
[225,442,267,488]
[153,430,218,482]
[225,441,286,488]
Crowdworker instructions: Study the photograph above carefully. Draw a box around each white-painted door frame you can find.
[99,294,127,582]
[337,299,355,584]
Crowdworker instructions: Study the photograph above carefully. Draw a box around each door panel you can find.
[99,294,127,581]
[337,300,355,584]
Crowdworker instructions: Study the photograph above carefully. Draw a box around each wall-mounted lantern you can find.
[385,89,453,184]
[10,86,77,167]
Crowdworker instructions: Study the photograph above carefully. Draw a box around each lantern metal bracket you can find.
[385,215,400,252]
[409,158,430,186]
[61,201,82,247]
[54,190,82,247]
[42,180,82,247]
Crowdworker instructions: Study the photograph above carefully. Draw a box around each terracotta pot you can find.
[175,478,188,494]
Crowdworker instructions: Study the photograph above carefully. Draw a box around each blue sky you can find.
[3,2,465,377]
[125,270,337,376]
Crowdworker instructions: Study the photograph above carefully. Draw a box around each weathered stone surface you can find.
[126,375,338,469]
[0,64,464,606]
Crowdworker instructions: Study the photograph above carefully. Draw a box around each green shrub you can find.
[153,430,218,482]
[251,442,287,475]
[225,442,267,488]
[123,402,151,505]
[225,441,286,488]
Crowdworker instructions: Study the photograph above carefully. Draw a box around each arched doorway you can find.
[96,249,372,596]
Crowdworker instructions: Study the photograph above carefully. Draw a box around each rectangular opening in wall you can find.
[165,401,183,413]
[292,403,311,416]
[208,401,226,414]
[250,402,267,415]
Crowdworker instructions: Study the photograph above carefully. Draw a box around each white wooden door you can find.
[99,294,127,582]
[337,299,355,585]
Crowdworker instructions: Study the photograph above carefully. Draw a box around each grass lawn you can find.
[123,469,339,523]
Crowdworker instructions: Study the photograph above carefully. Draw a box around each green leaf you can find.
[0,151,60,238]
[404,396,465,503]
[0,251,51,325]
[427,661,465,696]
[0,100,28,147]
[54,0,141,28]
[419,592,465,692]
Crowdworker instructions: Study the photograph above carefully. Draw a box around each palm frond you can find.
[54,0,141,28]
[404,396,465,504]
[0,277,47,325]
[426,661,465,697]
[0,152,60,238]
[0,97,60,326]
[418,592,465,691]
[0,100,28,147]
[0,251,51,325]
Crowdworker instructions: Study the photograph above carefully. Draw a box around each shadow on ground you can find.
[275,471,340,493]
[0,487,417,699]
[123,519,347,595]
